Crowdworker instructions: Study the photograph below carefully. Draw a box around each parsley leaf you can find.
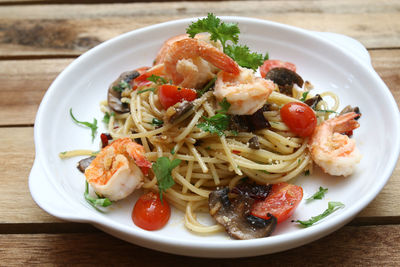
[295,201,345,227]
[300,91,309,102]
[225,44,269,71]
[152,118,164,126]
[147,75,168,85]
[102,111,114,124]
[113,80,130,92]
[186,13,240,49]
[306,187,328,202]
[152,157,181,201]
[84,181,112,209]
[70,108,98,141]
[197,98,231,136]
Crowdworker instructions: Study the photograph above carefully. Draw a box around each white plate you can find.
[29,17,400,258]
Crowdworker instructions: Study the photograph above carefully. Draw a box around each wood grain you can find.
[0,0,399,57]
[0,225,399,265]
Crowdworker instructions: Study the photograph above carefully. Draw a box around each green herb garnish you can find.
[197,76,217,97]
[306,187,328,202]
[315,109,337,114]
[147,74,168,85]
[170,147,176,155]
[137,87,157,94]
[102,111,115,124]
[295,201,345,227]
[113,80,130,92]
[197,98,231,136]
[84,181,112,209]
[152,118,164,126]
[70,108,98,141]
[152,157,181,201]
[300,91,309,102]
[186,13,268,70]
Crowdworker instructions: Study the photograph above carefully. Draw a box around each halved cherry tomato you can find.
[280,102,317,137]
[134,65,163,87]
[132,192,170,231]
[158,84,197,109]
[259,59,297,79]
[251,182,303,224]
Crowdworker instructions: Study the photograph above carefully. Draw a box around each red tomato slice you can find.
[280,102,317,137]
[259,59,297,79]
[134,65,164,86]
[132,192,170,231]
[158,84,197,109]
[251,182,303,224]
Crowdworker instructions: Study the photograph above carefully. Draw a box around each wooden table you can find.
[1,0,399,265]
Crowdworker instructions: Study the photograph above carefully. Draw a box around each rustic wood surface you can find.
[0,0,399,265]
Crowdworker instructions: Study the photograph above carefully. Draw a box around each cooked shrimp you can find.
[308,112,362,176]
[214,67,275,115]
[155,34,189,65]
[85,138,152,201]
[164,38,240,89]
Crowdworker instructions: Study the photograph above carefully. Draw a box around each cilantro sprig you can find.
[306,187,328,202]
[70,108,98,141]
[197,98,231,136]
[84,181,112,210]
[295,201,345,227]
[186,13,268,71]
[152,157,181,201]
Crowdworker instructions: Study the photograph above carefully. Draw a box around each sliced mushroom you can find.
[229,105,271,132]
[208,187,277,240]
[248,136,260,150]
[107,70,140,113]
[266,67,304,96]
[304,94,323,109]
[165,101,194,124]
[77,156,96,173]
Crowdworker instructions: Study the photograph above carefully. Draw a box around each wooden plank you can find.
[0,127,399,225]
[0,225,399,264]
[1,49,398,126]
[0,0,399,57]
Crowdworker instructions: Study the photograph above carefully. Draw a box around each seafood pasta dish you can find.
[62,14,362,239]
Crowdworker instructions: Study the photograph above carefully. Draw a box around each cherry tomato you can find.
[134,65,163,86]
[280,102,317,137]
[259,59,297,78]
[132,192,171,231]
[158,84,197,109]
[251,182,303,224]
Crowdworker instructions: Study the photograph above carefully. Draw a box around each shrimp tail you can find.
[331,112,361,133]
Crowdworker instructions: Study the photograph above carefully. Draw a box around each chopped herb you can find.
[69,108,98,141]
[102,111,115,124]
[152,157,181,201]
[170,147,176,155]
[152,118,164,126]
[300,91,309,102]
[306,187,328,202]
[315,109,337,114]
[197,98,232,137]
[224,44,269,71]
[260,170,270,174]
[304,170,310,176]
[147,75,168,85]
[113,80,130,92]
[186,13,267,70]
[295,201,345,227]
[137,87,156,94]
[84,181,112,209]
[197,76,217,97]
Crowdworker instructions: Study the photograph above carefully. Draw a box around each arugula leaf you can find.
[113,80,130,92]
[147,75,168,85]
[137,87,156,94]
[152,118,164,126]
[306,187,328,202]
[300,91,309,102]
[295,201,345,227]
[225,44,268,71]
[84,181,112,209]
[152,157,181,201]
[186,13,240,49]
[197,98,231,136]
[102,111,115,124]
[70,108,98,141]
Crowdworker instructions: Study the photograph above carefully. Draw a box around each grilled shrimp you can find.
[308,112,362,176]
[85,138,152,201]
[214,67,275,115]
[164,37,240,89]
